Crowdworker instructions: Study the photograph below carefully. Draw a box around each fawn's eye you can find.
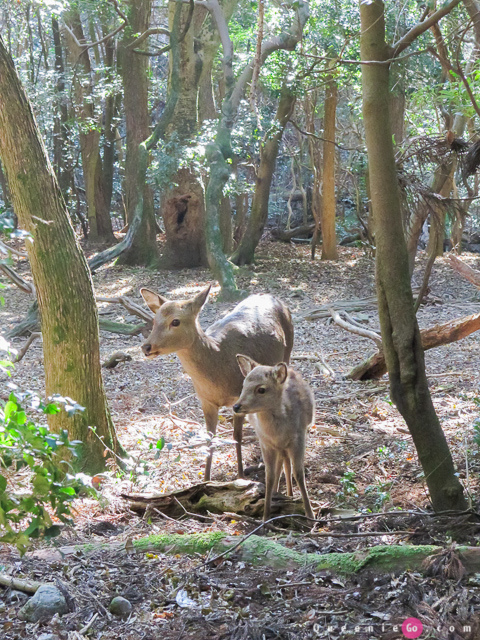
[257,387,266,394]
[171,319,180,327]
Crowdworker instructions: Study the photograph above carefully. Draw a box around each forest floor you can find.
[1,240,480,639]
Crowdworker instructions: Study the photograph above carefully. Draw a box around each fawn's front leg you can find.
[202,401,218,481]
[233,413,244,479]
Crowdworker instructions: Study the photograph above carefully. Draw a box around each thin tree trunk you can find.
[0,36,123,473]
[231,86,295,265]
[51,16,71,202]
[63,11,115,243]
[359,0,466,512]
[321,74,338,260]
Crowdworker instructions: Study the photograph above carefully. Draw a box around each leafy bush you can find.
[0,390,88,553]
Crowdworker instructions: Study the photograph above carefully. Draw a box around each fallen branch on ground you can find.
[447,254,480,288]
[271,224,315,242]
[122,479,311,522]
[348,311,480,380]
[28,532,480,577]
[0,573,43,593]
[329,307,382,348]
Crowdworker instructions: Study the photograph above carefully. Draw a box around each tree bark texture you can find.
[321,74,339,260]
[159,170,208,269]
[0,36,122,473]
[117,0,160,266]
[231,86,295,265]
[359,0,466,511]
[63,11,115,243]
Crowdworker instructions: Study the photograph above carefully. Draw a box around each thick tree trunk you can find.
[321,74,339,260]
[0,37,122,473]
[231,87,295,265]
[359,0,466,512]
[159,169,207,269]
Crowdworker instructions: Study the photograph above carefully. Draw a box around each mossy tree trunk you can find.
[359,0,466,512]
[231,86,296,265]
[0,36,122,474]
[117,0,160,267]
[321,72,339,261]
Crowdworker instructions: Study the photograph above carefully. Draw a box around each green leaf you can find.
[3,400,17,421]
[0,475,7,494]
[156,437,165,451]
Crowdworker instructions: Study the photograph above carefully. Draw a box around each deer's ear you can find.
[272,363,288,384]
[190,284,212,314]
[140,288,167,314]
[236,354,260,377]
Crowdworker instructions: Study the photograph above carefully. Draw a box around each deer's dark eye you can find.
[257,387,266,394]
[171,319,180,327]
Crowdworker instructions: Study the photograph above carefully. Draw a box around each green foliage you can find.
[338,467,358,504]
[0,390,89,554]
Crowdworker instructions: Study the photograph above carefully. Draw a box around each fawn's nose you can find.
[142,343,152,355]
[233,403,242,413]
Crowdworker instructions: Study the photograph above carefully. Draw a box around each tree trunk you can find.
[116,0,160,266]
[359,0,466,512]
[159,169,208,269]
[51,16,71,203]
[321,74,339,260]
[231,86,295,265]
[0,36,122,473]
[306,92,322,260]
[63,11,115,244]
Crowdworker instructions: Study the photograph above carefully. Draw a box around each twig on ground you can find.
[329,307,383,348]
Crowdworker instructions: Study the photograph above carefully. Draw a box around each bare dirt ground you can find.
[1,240,480,639]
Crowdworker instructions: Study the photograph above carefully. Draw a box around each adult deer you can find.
[140,285,294,480]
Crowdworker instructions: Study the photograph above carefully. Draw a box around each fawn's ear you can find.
[272,363,288,385]
[190,284,212,314]
[236,354,260,377]
[140,288,168,314]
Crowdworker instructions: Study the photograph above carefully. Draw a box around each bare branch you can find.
[14,332,41,363]
[328,307,383,348]
[393,0,462,56]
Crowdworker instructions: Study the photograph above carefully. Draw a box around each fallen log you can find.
[271,224,315,242]
[122,479,310,522]
[447,254,480,288]
[29,533,480,576]
[348,311,480,380]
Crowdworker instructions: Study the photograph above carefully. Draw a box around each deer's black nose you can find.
[142,343,152,355]
[233,403,242,413]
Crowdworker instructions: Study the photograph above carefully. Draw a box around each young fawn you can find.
[140,286,294,480]
[233,355,315,522]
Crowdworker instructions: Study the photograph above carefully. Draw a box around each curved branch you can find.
[393,0,461,56]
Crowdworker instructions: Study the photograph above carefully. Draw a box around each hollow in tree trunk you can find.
[359,0,466,512]
[0,36,123,474]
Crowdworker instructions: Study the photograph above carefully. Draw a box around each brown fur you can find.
[140,286,294,480]
[234,356,315,522]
